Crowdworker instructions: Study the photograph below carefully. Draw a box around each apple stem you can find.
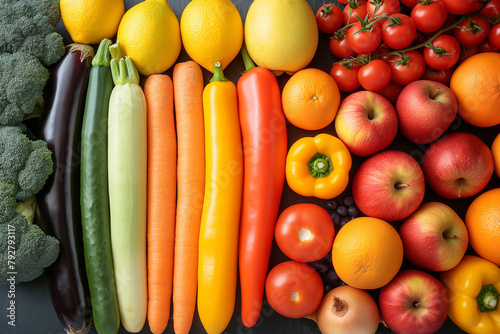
[413,302,421,308]
[367,107,374,120]
[332,296,348,317]
[443,233,458,240]
[394,183,410,189]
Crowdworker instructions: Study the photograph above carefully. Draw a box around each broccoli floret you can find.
[0,183,60,284]
[0,0,65,67]
[0,51,50,125]
[0,124,53,202]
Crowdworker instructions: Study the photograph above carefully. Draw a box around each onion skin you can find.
[313,285,380,334]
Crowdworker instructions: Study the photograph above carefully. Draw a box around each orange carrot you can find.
[172,61,205,334]
[144,74,177,334]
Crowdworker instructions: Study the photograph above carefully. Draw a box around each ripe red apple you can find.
[334,90,398,157]
[379,269,449,334]
[396,80,458,144]
[352,150,425,221]
[399,202,469,272]
[422,131,494,199]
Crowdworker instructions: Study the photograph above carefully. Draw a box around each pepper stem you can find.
[210,62,228,82]
[241,44,256,73]
[308,153,333,178]
[477,285,499,312]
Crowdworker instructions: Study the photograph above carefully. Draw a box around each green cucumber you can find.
[80,38,120,334]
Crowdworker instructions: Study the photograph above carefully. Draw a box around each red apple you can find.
[396,80,458,144]
[379,269,449,334]
[422,131,494,199]
[335,90,398,156]
[352,150,425,221]
[399,202,469,272]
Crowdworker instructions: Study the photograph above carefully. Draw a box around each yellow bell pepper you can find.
[286,133,352,200]
[197,62,243,334]
[440,255,500,334]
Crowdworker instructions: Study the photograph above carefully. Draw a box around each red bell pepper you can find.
[237,45,288,328]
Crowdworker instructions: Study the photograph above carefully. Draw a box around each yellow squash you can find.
[197,62,243,334]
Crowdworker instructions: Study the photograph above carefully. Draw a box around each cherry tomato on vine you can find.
[376,43,394,61]
[421,66,454,85]
[423,34,461,70]
[265,261,324,319]
[478,38,500,52]
[489,23,500,49]
[388,50,425,85]
[343,0,368,25]
[411,0,448,33]
[382,13,417,50]
[275,203,335,263]
[358,59,392,91]
[481,0,500,20]
[329,34,356,59]
[400,0,418,9]
[367,0,400,18]
[441,0,476,15]
[375,80,404,105]
[458,45,479,63]
[330,62,362,92]
[337,0,349,4]
[347,21,382,54]
[453,15,491,47]
[315,4,343,34]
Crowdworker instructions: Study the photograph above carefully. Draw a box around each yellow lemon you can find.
[117,0,181,76]
[180,0,243,73]
[60,0,124,44]
[244,0,318,76]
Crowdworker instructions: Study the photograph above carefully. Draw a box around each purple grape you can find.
[326,199,339,211]
[343,196,355,206]
[339,217,350,228]
[336,205,348,216]
[326,268,340,283]
[314,261,330,273]
[348,205,359,218]
[330,212,341,225]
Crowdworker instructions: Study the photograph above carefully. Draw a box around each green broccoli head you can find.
[0,125,53,201]
[0,51,50,125]
[0,183,60,284]
[0,0,65,66]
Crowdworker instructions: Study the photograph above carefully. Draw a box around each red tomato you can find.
[388,50,425,85]
[458,45,479,63]
[330,62,361,92]
[382,13,417,50]
[315,4,343,34]
[421,66,454,85]
[489,23,500,49]
[411,0,448,33]
[478,38,500,52]
[265,261,324,319]
[423,34,461,70]
[329,34,356,59]
[481,0,500,20]
[337,0,349,3]
[375,80,404,105]
[275,203,335,263]
[441,0,476,14]
[358,59,392,91]
[400,0,418,9]
[453,15,491,47]
[367,0,401,18]
[375,43,394,62]
[343,0,368,25]
[347,21,382,54]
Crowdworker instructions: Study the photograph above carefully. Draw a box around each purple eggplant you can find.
[36,43,94,334]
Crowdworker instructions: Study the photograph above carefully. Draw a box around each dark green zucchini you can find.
[80,38,120,334]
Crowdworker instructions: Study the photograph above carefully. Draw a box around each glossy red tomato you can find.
[400,0,418,9]
[441,0,476,14]
[330,62,362,92]
[343,0,368,25]
[375,80,404,105]
[265,261,324,319]
[347,21,382,54]
[388,50,425,85]
[453,15,491,47]
[423,34,461,70]
[478,38,500,52]
[481,0,500,20]
[315,4,343,34]
[358,59,392,91]
[411,0,448,33]
[367,0,400,18]
[329,34,356,59]
[421,66,454,85]
[275,203,335,263]
[375,43,394,61]
[382,13,417,50]
[458,45,479,63]
[489,23,500,49]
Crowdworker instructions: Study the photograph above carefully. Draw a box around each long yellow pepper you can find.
[198,62,243,334]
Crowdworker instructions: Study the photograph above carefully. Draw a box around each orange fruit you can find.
[465,188,500,266]
[282,68,340,130]
[331,217,403,290]
[450,52,500,127]
[492,132,500,178]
